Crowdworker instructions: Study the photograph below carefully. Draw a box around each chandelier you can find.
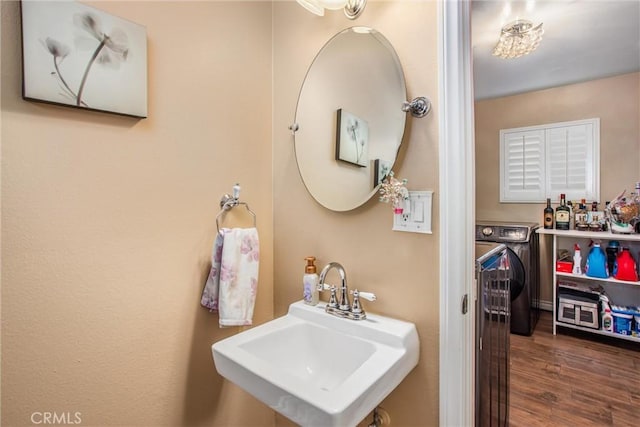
[493,19,544,59]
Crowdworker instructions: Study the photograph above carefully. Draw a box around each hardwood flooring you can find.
[509,311,640,426]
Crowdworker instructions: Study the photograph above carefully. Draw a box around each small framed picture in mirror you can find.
[336,109,369,167]
[374,159,391,187]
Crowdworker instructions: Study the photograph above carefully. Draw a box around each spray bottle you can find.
[572,243,582,275]
[600,294,613,332]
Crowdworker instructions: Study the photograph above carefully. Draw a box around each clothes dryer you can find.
[476,221,540,336]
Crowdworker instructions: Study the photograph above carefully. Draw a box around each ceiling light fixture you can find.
[493,19,544,59]
[295,0,367,20]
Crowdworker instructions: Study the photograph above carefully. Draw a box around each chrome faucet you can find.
[319,261,350,310]
[318,262,376,321]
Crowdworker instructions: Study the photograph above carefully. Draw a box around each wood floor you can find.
[509,311,640,426]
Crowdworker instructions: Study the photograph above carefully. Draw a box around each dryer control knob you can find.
[482,227,493,237]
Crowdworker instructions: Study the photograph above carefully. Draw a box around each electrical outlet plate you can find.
[392,190,433,234]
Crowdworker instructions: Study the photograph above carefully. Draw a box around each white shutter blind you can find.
[546,123,596,201]
[499,118,599,203]
[500,130,545,202]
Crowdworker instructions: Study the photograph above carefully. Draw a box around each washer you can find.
[476,221,540,336]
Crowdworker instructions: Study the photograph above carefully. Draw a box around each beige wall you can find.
[3,1,441,426]
[273,2,440,426]
[1,2,274,426]
[475,72,640,304]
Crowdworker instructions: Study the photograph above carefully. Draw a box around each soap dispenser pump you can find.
[303,256,319,306]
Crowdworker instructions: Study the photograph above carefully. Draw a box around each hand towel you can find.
[218,227,260,327]
[201,228,228,312]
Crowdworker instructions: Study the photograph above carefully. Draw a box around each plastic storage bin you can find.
[634,315,640,337]
[612,311,633,335]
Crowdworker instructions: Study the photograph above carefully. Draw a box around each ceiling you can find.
[472,0,640,100]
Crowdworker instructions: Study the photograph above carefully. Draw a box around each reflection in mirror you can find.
[293,27,407,212]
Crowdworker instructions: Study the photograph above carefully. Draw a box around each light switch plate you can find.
[393,190,433,234]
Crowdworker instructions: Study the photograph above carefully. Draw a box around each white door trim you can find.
[438,1,475,425]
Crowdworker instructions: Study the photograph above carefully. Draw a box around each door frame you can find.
[438,1,475,425]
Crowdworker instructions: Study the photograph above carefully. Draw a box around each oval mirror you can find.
[293,27,407,212]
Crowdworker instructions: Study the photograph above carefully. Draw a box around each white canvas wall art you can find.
[21,0,147,118]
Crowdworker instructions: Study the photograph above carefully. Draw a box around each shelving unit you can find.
[537,228,640,344]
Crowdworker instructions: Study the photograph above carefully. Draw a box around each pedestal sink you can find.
[211,301,419,427]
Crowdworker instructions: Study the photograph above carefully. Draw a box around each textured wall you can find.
[1,2,274,426]
[475,72,640,304]
[273,2,441,426]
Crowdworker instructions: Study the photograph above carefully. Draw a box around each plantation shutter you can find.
[499,119,599,203]
[546,123,597,201]
[500,129,545,202]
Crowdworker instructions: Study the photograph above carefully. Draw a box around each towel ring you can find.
[216,184,257,232]
[216,202,257,232]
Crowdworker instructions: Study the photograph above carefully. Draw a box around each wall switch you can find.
[393,190,433,234]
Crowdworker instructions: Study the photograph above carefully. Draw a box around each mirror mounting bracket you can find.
[402,96,432,118]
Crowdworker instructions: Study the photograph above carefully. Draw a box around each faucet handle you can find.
[318,283,333,292]
[351,289,377,301]
[350,289,376,315]
[327,286,339,308]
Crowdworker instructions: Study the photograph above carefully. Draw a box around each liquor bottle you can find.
[543,198,554,229]
[567,200,574,229]
[555,194,570,230]
[589,201,604,231]
[575,198,588,230]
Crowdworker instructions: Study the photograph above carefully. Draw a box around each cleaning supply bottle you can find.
[572,243,582,275]
[303,256,319,305]
[605,241,620,276]
[613,247,638,282]
[600,294,613,332]
[585,241,608,278]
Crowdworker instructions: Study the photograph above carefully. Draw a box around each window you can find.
[500,118,599,203]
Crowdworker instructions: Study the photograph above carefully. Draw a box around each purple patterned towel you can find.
[201,227,260,327]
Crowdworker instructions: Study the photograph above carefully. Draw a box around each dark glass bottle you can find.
[543,198,554,229]
[555,194,570,230]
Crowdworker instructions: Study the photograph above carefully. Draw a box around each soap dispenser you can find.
[303,257,319,305]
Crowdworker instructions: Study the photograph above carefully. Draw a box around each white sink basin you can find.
[212,301,419,427]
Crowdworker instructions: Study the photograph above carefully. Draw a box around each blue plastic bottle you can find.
[585,242,609,278]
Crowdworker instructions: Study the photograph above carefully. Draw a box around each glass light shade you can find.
[318,0,348,10]
[296,0,325,16]
[492,20,544,59]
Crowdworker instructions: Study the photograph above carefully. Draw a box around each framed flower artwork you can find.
[20,1,147,118]
[335,109,369,167]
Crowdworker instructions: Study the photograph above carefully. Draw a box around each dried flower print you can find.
[21,1,147,117]
[73,13,129,106]
[40,11,130,108]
